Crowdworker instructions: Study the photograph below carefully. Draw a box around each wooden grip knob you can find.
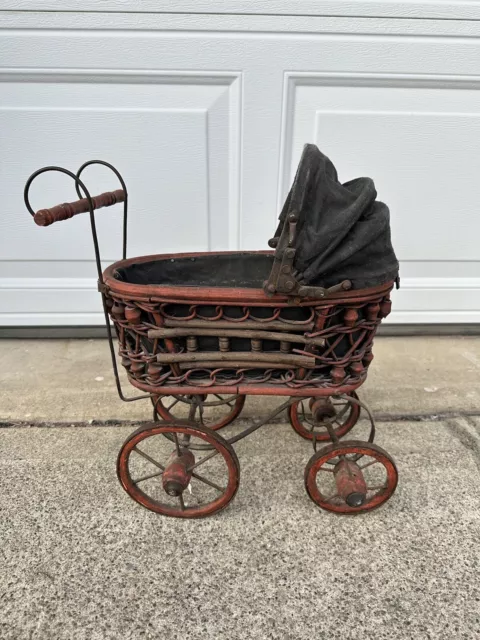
[34,189,125,226]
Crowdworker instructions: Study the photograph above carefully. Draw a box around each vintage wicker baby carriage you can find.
[25,145,400,518]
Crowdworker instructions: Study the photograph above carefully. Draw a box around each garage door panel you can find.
[0,72,240,263]
[1,22,479,325]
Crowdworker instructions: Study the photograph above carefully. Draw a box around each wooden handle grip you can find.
[33,189,125,227]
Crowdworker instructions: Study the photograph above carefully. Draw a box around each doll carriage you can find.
[25,144,400,518]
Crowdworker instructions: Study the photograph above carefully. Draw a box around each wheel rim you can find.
[289,392,360,442]
[117,422,240,518]
[153,394,245,431]
[305,440,398,514]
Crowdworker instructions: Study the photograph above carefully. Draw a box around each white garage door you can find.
[1,1,479,326]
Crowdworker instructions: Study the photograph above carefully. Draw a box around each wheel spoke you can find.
[318,466,334,473]
[173,432,181,457]
[367,484,387,492]
[213,394,232,406]
[359,459,379,470]
[133,446,165,471]
[300,402,306,422]
[332,399,349,407]
[166,397,180,412]
[334,404,350,422]
[323,493,340,502]
[133,470,164,484]
[187,448,220,471]
[178,494,185,511]
[214,393,234,408]
[191,471,225,493]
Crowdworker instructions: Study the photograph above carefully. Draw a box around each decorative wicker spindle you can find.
[111,302,125,320]
[350,361,364,377]
[363,351,374,367]
[125,306,141,324]
[187,336,198,352]
[367,303,381,322]
[219,337,230,352]
[147,362,163,381]
[344,308,358,328]
[130,360,144,377]
[331,366,346,385]
[280,341,290,353]
[251,339,262,352]
[379,298,392,319]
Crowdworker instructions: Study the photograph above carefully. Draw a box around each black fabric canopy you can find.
[274,144,399,290]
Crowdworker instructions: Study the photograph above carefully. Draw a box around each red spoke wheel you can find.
[288,392,360,442]
[117,422,240,518]
[305,440,398,514]
[152,394,245,431]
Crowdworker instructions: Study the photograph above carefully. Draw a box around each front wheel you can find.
[304,440,398,514]
[117,422,240,518]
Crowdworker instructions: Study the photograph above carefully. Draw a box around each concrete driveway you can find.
[1,337,480,639]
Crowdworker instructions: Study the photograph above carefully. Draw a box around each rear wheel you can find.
[152,393,245,431]
[288,392,360,442]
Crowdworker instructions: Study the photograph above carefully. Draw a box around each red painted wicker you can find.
[102,251,393,398]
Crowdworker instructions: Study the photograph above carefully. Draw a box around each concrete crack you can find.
[445,418,480,473]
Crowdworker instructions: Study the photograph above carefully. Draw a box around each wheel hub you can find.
[345,492,366,508]
[162,449,195,497]
[310,398,336,422]
[333,458,367,507]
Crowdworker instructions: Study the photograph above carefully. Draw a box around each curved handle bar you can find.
[24,165,93,218]
[76,159,128,260]
[24,166,104,284]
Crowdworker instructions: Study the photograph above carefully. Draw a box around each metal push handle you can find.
[24,160,128,261]
[24,161,150,405]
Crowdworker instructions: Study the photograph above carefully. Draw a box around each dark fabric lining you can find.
[115,253,273,288]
